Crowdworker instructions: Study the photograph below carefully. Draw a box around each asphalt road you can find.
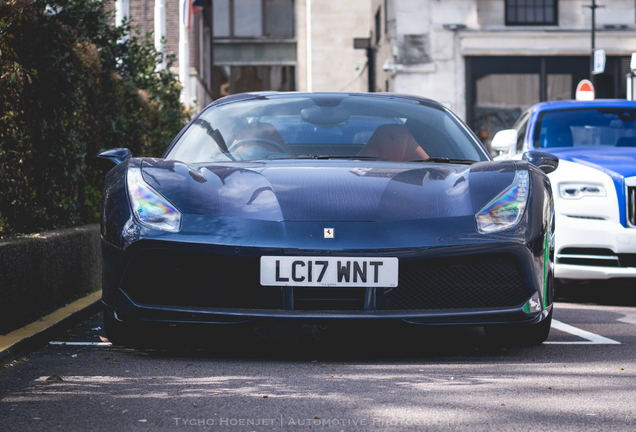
[2,285,636,432]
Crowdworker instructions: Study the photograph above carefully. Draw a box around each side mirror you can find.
[522,151,559,174]
[491,129,517,153]
[97,148,132,165]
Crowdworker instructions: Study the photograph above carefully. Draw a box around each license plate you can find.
[260,256,398,287]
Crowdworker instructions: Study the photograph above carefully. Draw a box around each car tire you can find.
[103,309,139,347]
[485,309,553,346]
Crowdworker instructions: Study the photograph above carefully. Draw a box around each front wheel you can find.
[484,309,552,346]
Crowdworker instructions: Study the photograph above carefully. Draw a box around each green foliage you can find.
[0,0,189,235]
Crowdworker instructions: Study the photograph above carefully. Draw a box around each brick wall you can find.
[166,0,180,65]
[130,0,155,36]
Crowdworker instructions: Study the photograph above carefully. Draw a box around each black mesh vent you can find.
[557,248,636,268]
[618,254,636,268]
[122,251,531,312]
[383,256,531,310]
[293,287,365,311]
[628,186,636,227]
[121,250,282,309]
[560,247,615,256]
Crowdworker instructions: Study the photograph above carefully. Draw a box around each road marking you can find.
[544,320,621,345]
[0,291,102,354]
[49,342,112,346]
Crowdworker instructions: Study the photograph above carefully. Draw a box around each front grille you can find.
[565,215,605,221]
[628,186,636,226]
[560,248,615,256]
[122,250,532,312]
[383,256,531,310]
[122,250,283,309]
[557,247,618,267]
[618,254,636,268]
[294,287,365,311]
[555,247,636,268]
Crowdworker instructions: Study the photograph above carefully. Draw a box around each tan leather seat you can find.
[232,122,294,155]
[358,124,429,161]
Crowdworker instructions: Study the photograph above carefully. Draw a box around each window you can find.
[213,65,295,98]
[505,0,558,26]
[234,0,262,37]
[534,109,636,149]
[166,94,488,164]
[474,73,540,145]
[213,0,231,37]
[213,0,294,38]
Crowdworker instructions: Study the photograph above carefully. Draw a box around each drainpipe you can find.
[306,0,312,92]
[179,0,190,104]
[115,0,130,27]
[367,46,376,92]
[155,0,166,70]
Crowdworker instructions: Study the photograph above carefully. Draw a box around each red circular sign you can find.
[576,79,595,101]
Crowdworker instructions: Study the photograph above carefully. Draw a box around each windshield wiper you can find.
[294,155,389,160]
[411,157,477,165]
[193,119,235,161]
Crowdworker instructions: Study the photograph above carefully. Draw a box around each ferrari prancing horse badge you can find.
[324,228,334,239]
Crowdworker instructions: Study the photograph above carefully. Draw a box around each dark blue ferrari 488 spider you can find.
[98,92,558,346]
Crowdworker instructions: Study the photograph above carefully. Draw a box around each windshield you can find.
[534,108,636,149]
[166,94,489,163]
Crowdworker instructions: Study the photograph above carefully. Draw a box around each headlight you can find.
[558,183,606,199]
[476,170,529,233]
[127,166,182,232]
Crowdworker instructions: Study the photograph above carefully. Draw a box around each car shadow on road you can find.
[115,319,536,362]
[558,280,636,307]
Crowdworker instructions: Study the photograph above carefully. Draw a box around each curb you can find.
[0,291,103,365]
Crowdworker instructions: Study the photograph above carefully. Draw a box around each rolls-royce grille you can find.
[121,251,531,311]
[557,247,636,268]
[628,186,636,227]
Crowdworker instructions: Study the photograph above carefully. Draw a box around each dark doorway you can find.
[466,55,630,145]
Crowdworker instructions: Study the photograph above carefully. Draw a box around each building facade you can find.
[371,0,636,142]
[116,0,373,111]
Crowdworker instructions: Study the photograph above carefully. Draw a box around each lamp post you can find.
[584,0,604,86]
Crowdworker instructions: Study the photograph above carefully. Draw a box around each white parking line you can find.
[49,342,112,346]
[544,320,621,345]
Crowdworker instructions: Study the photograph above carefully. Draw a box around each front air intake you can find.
[628,186,636,227]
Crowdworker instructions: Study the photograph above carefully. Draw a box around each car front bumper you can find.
[104,289,546,328]
[555,214,636,280]
[102,237,551,329]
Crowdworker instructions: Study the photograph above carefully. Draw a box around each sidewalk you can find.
[0,291,102,365]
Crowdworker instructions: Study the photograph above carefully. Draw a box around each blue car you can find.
[492,99,636,291]
[98,92,558,346]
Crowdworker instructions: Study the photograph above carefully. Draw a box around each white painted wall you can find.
[297,0,371,92]
[309,0,372,92]
[478,0,635,29]
[387,0,636,121]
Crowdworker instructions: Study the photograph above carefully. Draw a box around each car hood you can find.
[139,159,517,222]
[546,147,636,181]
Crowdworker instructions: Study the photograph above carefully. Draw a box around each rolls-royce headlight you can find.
[476,170,529,233]
[559,183,606,199]
[127,166,182,232]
